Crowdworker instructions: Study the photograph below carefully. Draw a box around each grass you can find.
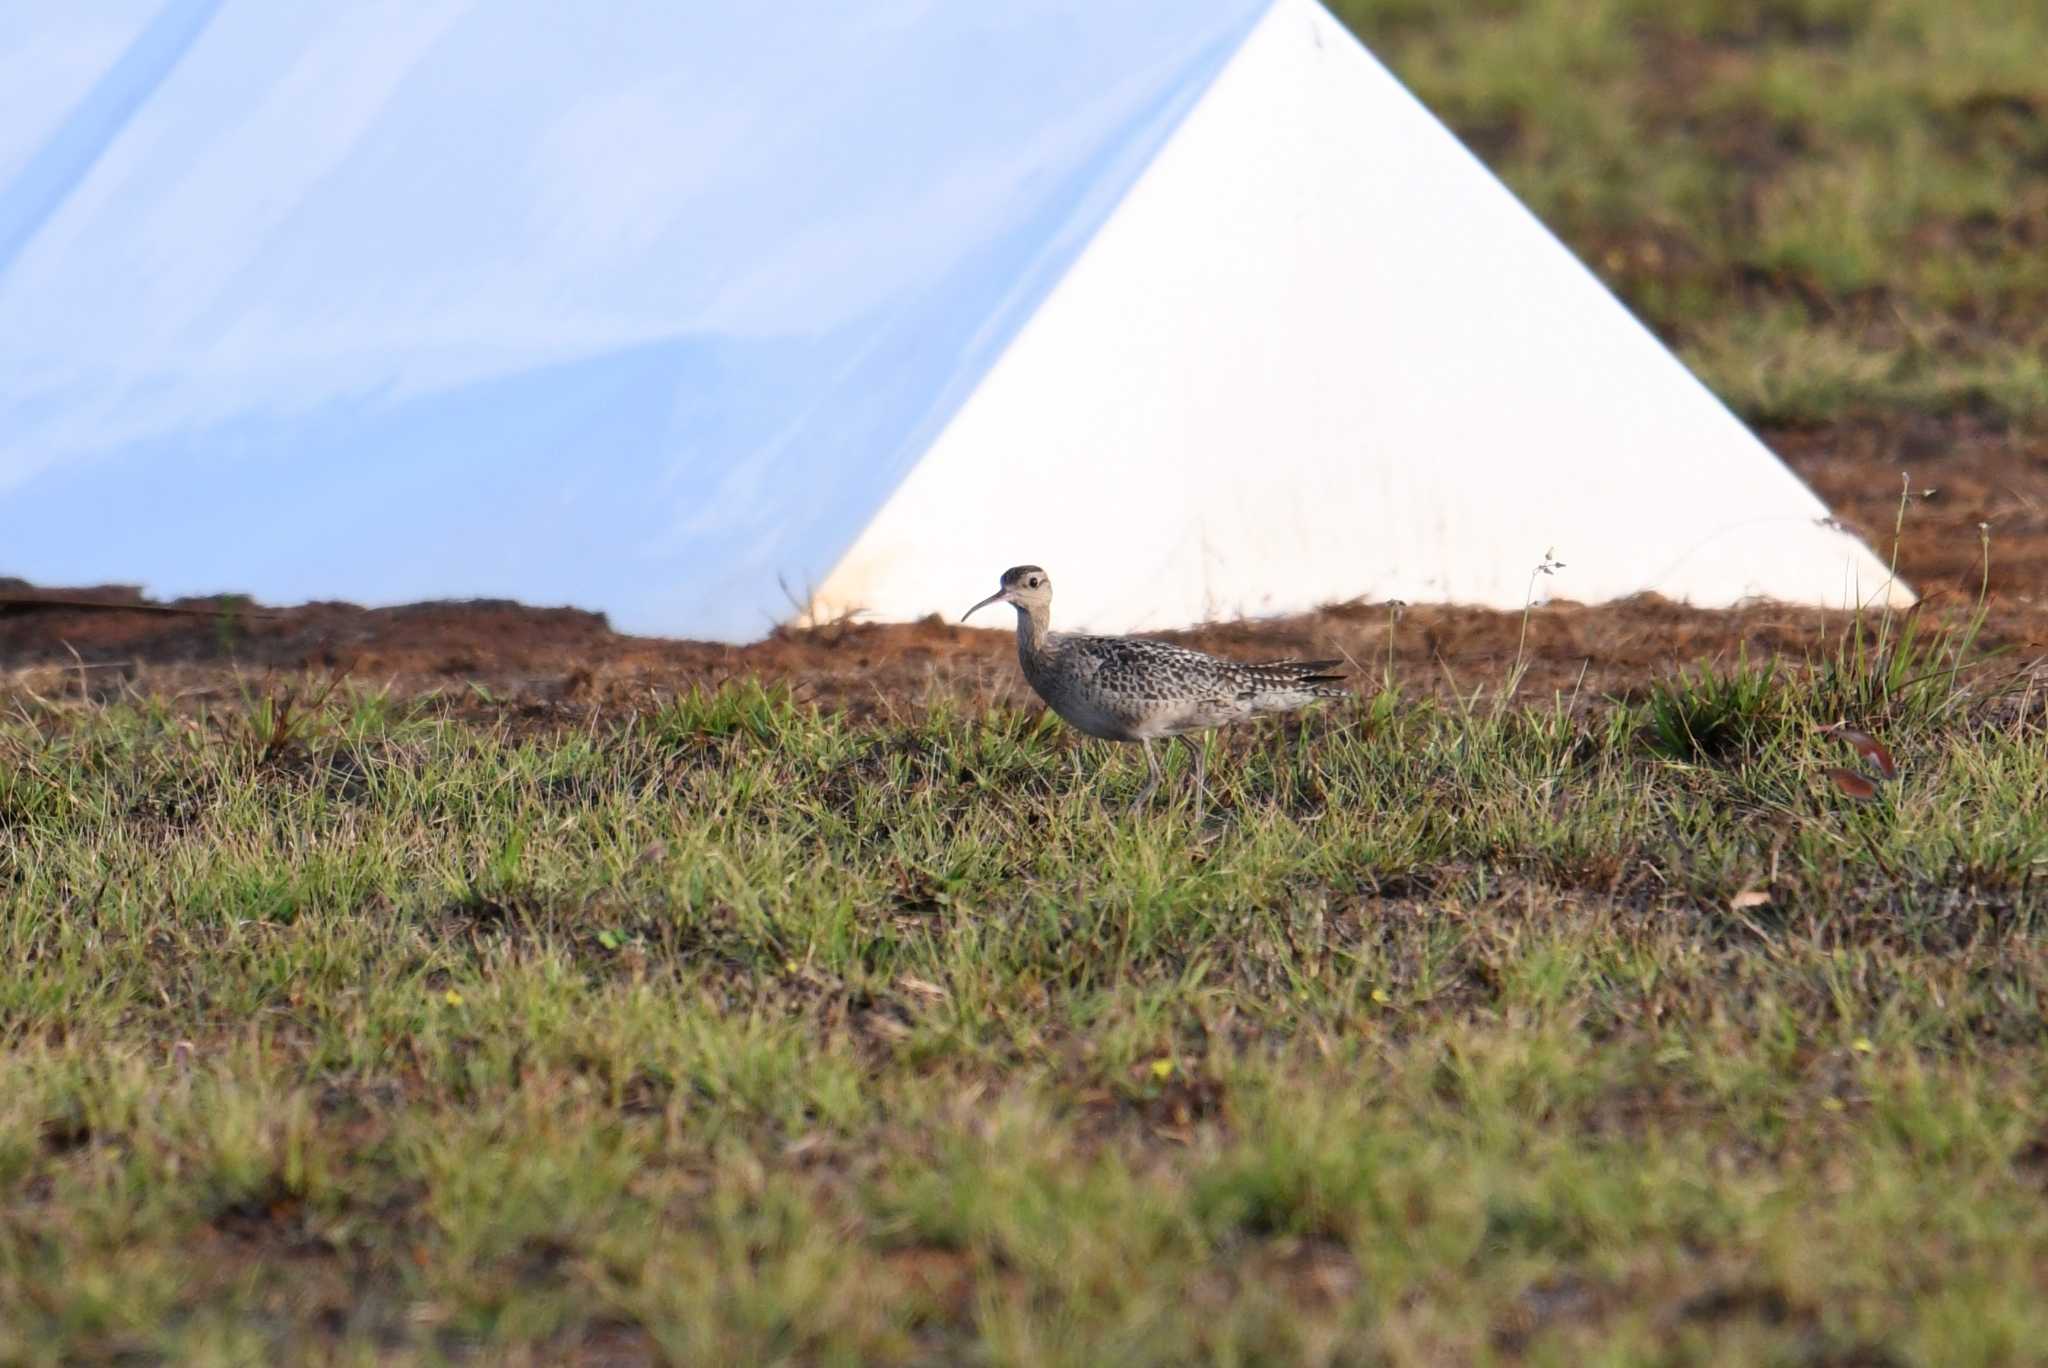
[2,657,2045,1362]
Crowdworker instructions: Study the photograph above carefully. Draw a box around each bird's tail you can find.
[1242,658,1350,710]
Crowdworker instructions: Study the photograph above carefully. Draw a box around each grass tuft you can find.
[1643,657,1779,763]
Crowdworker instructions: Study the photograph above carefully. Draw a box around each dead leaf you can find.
[1831,726,1898,780]
[1824,767,1880,801]
[896,975,948,1001]
[1730,889,1771,910]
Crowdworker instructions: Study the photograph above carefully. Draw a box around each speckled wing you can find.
[1035,636,1346,739]
[1067,636,1234,701]
[1078,638,1347,704]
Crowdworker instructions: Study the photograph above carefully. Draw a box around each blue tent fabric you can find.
[0,1,1271,638]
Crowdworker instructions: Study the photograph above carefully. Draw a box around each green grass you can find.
[2,660,2045,1362]
[1337,0,2048,428]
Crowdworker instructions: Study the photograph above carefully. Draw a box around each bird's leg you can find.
[1190,736,1209,812]
[1129,738,1162,813]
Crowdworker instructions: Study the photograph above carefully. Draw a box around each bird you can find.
[962,565,1349,811]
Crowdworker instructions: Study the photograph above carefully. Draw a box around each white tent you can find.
[0,0,1902,641]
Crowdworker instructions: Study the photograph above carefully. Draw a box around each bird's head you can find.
[962,565,1051,621]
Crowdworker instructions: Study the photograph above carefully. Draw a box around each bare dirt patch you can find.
[1770,418,2048,603]
[5,418,2043,715]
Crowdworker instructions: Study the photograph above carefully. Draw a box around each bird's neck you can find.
[1013,602,1053,661]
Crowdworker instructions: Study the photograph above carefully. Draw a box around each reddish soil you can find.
[5,420,2043,717]
[1770,417,2048,604]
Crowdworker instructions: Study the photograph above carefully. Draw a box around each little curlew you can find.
[963,565,1349,810]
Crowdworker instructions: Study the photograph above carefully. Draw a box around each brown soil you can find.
[1770,417,2048,603]
[5,419,2043,717]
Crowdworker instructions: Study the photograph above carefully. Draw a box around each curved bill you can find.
[961,589,1010,622]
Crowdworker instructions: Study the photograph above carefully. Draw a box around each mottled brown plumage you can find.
[963,565,1348,809]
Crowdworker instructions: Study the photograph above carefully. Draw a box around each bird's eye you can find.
[1028,576,1041,588]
